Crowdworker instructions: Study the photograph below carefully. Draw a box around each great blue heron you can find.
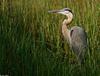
[48,8,87,63]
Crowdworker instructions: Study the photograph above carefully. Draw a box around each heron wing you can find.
[70,26,87,60]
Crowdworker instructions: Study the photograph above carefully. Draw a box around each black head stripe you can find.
[63,8,73,13]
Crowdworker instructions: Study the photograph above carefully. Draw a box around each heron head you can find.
[48,8,73,16]
[49,8,73,24]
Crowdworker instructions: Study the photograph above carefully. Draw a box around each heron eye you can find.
[65,11,69,14]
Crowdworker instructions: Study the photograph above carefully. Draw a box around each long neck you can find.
[62,13,73,44]
[65,12,73,25]
[62,22,71,43]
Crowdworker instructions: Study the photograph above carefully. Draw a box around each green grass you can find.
[0,0,100,76]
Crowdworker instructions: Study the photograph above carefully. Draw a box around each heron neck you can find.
[62,12,73,43]
[62,23,71,43]
[65,13,73,25]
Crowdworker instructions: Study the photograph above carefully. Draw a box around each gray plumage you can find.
[70,26,87,62]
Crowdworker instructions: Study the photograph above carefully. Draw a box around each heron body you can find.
[70,26,87,62]
[49,8,87,63]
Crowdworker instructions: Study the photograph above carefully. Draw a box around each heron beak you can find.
[48,9,63,13]
[48,9,66,16]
